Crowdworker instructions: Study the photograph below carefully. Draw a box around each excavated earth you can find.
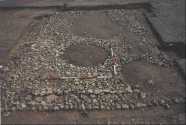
[1,8,185,124]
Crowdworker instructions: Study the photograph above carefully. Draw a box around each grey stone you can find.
[148,80,154,85]
[100,104,105,110]
[43,106,48,110]
[133,89,140,93]
[3,112,10,117]
[122,104,129,109]
[54,106,60,111]
[160,99,166,105]
[164,104,170,109]
[41,101,46,106]
[21,103,26,109]
[129,104,135,109]
[173,98,180,104]
[33,90,40,96]
[65,105,69,110]
[87,89,93,93]
[81,103,86,110]
[69,103,73,109]
[59,104,64,109]
[32,106,37,111]
[0,65,3,69]
[11,107,16,111]
[116,104,122,109]
[125,85,133,93]
[136,103,146,108]
[35,97,43,102]
[139,92,146,99]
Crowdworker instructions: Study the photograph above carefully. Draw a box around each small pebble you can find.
[129,104,135,109]
[11,107,16,111]
[54,106,60,111]
[21,103,26,109]
[173,98,180,103]
[160,99,166,104]
[0,65,3,69]
[136,103,146,108]
[148,80,154,85]
[3,112,10,117]
[164,104,170,109]
[32,106,37,111]
[122,104,129,109]
[140,92,146,99]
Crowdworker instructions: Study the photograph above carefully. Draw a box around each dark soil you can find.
[69,12,121,39]
[63,44,109,67]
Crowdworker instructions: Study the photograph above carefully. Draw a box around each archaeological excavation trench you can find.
[1,8,185,113]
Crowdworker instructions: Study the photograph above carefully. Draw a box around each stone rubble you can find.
[1,9,185,114]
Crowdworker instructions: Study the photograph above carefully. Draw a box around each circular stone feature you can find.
[64,44,109,67]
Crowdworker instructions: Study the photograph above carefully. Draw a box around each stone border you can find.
[2,95,185,112]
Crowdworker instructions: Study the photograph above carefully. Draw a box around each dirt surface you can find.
[0,9,55,64]
[69,12,122,39]
[64,44,109,67]
[0,2,185,125]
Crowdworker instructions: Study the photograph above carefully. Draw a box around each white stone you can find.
[126,85,133,93]
[0,65,3,69]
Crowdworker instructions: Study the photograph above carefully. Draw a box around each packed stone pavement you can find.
[1,9,185,113]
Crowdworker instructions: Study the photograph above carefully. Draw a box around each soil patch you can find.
[64,44,109,67]
[69,12,121,39]
[122,61,185,98]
